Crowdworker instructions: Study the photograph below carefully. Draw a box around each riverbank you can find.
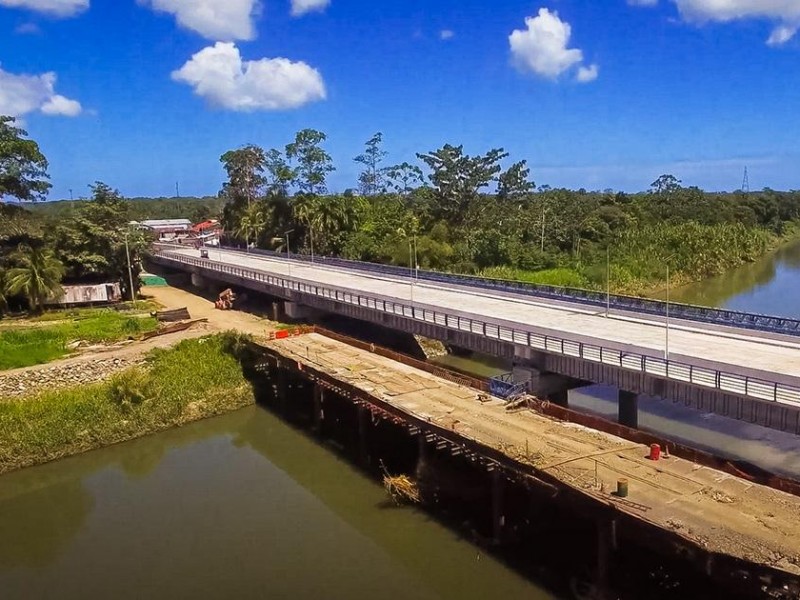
[0,333,256,475]
[480,226,800,299]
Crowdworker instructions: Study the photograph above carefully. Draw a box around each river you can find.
[0,407,550,600]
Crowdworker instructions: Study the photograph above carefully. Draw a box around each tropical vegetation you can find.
[3,115,800,300]
[0,333,256,474]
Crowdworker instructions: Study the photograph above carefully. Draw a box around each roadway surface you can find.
[164,247,800,387]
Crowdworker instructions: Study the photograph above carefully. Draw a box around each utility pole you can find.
[124,230,136,305]
[742,167,750,194]
[175,181,180,198]
[69,188,73,201]
[605,246,611,318]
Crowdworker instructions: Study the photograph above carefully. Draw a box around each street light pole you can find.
[310,226,315,264]
[409,239,414,303]
[665,262,670,361]
[285,229,294,278]
[606,246,611,318]
[124,230,136,305]
[413,234,418,281]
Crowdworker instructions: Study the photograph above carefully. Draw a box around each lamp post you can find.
[413,234,418,281]
[664,254,676,361]
[285,229,294,278]
[605,246,611,318]
[408,239,414,303]
[123,229,136,305]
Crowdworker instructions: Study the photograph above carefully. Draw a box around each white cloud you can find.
[631,0,800,45]
[509,9,597,81]
[139,0,260,41]
[172,42,326,111]
[290,0,329,17]
[576,63,599,82]
[0,0,87,17]
[440,29,455,40]
[0,67,82,117]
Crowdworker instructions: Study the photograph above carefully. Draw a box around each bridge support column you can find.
[618,390,639,429]
[190,273,206,289]
[491,469,505,545]
[313,383,324,434]
[357,405,370,466]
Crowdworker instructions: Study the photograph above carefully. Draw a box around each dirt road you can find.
[0,285,280,398]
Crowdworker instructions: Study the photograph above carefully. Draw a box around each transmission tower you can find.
[742,166,750,194]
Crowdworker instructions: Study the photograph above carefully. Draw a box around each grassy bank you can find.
[0,310,159,371]
[0,333,256,474]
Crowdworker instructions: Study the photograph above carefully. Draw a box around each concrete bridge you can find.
[150,245,800,435]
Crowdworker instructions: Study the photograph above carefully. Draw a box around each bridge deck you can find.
[265,332,800,577]
[167,247,800,385]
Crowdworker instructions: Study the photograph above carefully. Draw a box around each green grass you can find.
[0,311,159,371]
[0,333,256,474]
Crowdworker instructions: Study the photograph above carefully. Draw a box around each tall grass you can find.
[0,311,158,371]
[0,333,256,474]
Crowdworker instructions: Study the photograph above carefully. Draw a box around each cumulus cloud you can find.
[0,67,82,117]
[509,9,597,81]
[631,0,800,45]
[139,0,260,41]
[171,42,326,111]
[0,0,87,17]
[576,64,599,82]
[290,0,329,17]
[440,29,455,40]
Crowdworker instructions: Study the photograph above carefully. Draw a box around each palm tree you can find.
[4,246,65,312]
[235,202,271,248]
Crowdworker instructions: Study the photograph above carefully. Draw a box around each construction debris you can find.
[215,288,236,310]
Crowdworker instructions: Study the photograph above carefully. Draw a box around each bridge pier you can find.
[190,273,206,289]
[313,383,324,434]
[491,469,505,545]
[618,390,639,429]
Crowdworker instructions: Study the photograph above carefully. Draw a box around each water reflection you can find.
[668,238,800,316]
[0,407,549,600]
[0,479,92,569]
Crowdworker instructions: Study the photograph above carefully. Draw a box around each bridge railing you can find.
[194,243,800,339]
[152,249,800,412]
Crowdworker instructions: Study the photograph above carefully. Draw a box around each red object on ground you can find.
[649,444,661,461]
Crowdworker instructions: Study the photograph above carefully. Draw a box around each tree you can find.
[650,174,682,197]
[354,132,387,196]
[416,144,508,224]
[285,129,335,195]
[4,245,65,312]
[498,160,535,200]
[55,182,148,298]
[264,148,296,197]
[219,145,267,210]
[236,200,271,248]
[0,115,51,202]
[383,162,424,196]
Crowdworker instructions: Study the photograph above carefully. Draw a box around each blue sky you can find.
[2,0,800,199]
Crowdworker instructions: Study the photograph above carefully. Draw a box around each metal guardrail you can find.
[212,244,800,338]
[152,249,800,410]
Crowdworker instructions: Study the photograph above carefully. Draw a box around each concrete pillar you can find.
[357,405,369,466]
[491,469,505,545]
[618,390,639,429]
[313,383,324,434]
[548,389,569,408]
[190,273,206,288]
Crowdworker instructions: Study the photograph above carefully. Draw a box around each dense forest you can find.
[3,115,800,311]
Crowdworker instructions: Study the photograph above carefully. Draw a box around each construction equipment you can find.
[215,288,236,310]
